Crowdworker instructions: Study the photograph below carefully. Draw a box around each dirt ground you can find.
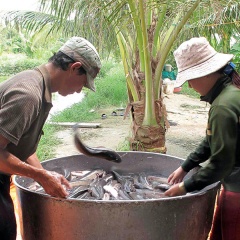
[54,92,209,159]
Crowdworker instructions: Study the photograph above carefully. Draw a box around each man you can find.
[164,37,240,240]
[0,36,101,240]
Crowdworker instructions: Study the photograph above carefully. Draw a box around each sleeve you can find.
[184,106,238,192]
[181,137,211,172]
[0,82,42,145]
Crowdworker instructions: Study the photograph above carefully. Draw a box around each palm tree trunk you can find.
[128,99,168,153]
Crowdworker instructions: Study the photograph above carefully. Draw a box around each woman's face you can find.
[187,74,218,96]
[188,78,206,95]
[188,72,222,96]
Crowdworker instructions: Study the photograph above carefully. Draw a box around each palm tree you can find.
[36,0,201,153]
[2,0,239,153]
[180,1,240,52]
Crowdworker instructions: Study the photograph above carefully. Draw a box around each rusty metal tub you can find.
[14,151,220,240]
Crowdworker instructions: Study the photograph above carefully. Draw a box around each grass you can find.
[0,76,8,83]
[37,124,62,161]
[116,139,130,151]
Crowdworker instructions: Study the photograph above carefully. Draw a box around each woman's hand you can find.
[164,182,186,197]
[167,166,187,185]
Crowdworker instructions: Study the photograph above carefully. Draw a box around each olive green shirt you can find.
[0,65,52,161]
[182,76,240,192]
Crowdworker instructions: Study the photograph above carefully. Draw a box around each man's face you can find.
[58,63,87,96]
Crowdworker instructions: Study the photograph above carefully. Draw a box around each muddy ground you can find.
[54,93,209,160]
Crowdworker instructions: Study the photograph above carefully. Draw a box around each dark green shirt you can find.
[182,76,240,192]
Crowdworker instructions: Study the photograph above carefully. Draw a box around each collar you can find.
[200,75,232,104]
[34,64,52,103]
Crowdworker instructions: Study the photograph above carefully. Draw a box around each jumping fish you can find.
[74,129,122,163]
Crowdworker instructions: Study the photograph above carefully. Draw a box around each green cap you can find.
[59,37,101,91]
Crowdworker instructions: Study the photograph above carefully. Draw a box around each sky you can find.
[0,0,39,11]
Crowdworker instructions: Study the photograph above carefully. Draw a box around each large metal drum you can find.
[14,151,220,240]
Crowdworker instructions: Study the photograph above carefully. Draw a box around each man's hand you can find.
[26,153,70,198]
[168,166,187,185]
[37,170,71,198]
[164,182,186,197]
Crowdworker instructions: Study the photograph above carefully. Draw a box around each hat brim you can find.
[85,73,96,92]
[174,53,234,87]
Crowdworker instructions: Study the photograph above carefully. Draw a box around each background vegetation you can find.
[50,60,128,123]
[0,42,237,159]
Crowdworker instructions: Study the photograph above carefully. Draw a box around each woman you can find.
[164,37,240,240]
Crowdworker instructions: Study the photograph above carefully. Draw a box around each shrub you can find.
[0,55,44,76]
[230,40,240,71]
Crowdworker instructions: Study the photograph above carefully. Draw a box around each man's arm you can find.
[0,134,70,198]
[26,152,43,169]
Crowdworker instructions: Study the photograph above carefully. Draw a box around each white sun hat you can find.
[174,37,234,87]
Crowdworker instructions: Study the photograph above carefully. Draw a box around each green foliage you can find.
[0,76,7,83]
[0,27,34,56]
[0,55,44,76]
[97,59,117,78]
[230,38,240,71]
[116,139,130,151]
[50,61,128,122]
